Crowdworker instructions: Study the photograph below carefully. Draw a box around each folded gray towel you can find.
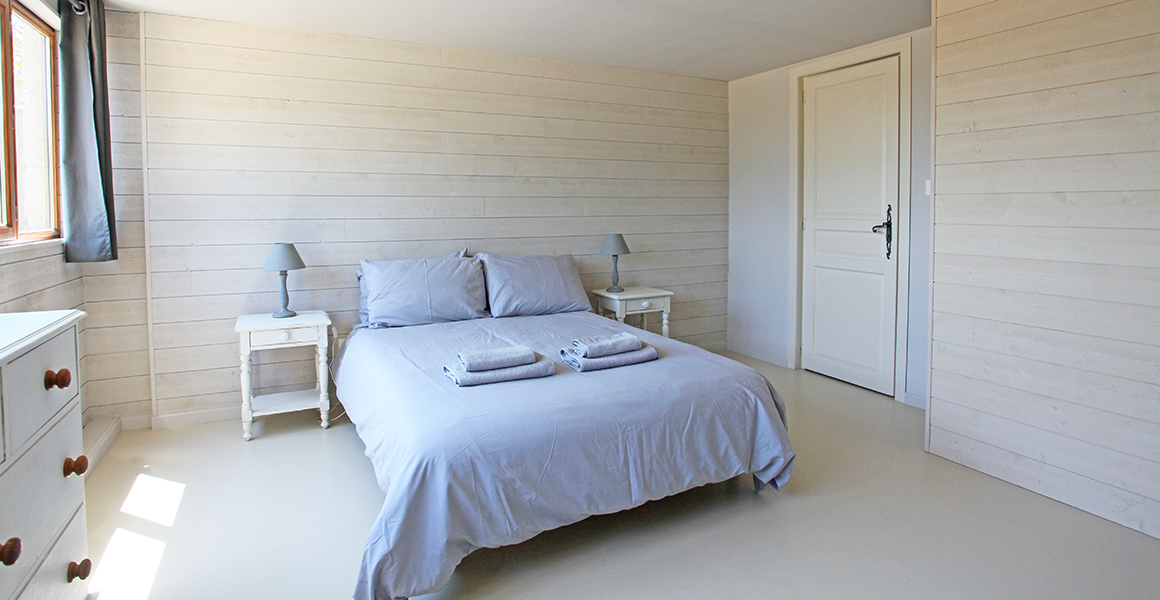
[458,345,536,372]
[571,332,643,358]
[560,344,658,372]
[444,355,554,386]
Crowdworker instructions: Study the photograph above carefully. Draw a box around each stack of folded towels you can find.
[560,331,658,372]
[444,345,554,387]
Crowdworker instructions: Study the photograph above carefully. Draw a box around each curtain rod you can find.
[68,0,87,15]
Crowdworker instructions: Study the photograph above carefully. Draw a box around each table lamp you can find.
[263,243,306,318]
[600,234,630,293]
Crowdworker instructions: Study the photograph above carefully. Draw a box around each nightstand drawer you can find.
[624,297,666,313]
[3,328,79,452]
[0,404,84,600]
[250,327,318,348]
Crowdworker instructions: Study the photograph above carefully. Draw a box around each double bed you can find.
[333,309,795,599]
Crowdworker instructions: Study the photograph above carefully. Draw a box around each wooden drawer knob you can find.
[63,455,89,478]
[280,330,291,341]
[67,559,92,583]
[44,368,72,390]
[0,538,20,566]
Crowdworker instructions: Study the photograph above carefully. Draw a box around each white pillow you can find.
[477,254,591,318]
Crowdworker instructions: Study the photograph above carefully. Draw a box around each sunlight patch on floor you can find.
[119,474,187,527]
[88,528,167,600]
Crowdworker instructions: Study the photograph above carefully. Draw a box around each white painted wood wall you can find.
[930,0,1160,538]
[0,244,82,312]
[71,11,729,425]
[78,11,150,428]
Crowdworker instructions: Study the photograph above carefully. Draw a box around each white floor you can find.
[83,354,1160,599]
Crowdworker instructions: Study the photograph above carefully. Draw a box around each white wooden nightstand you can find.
[234,310,332,441]
[591,287,675,337]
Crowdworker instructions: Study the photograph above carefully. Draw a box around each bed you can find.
[333,309,795,599]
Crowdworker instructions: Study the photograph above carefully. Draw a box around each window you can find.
[0,0,58,245]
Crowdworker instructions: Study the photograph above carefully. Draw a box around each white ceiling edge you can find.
[104,0,930,82]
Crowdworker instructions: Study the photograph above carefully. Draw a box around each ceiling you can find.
[106,0,931,81]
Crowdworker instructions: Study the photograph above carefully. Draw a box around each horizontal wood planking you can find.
[143,38,726,114]
[936,72,1160,136]
[143,93,728,150]
[929,427,1160,537]
[934,253,1160,306]
[144,120,727,165]
[934,224,1160,267]
[78,11,150,426]
[936,0,998,18]
[936,0,1122,48]
[931,400,1160,500]
[935,111,1160,165]
[936,0,1160,76]
[932,370,1160,463]
[934,282,1160,347]
[141,13,726,98]
[935,192,1160,229]
[137,13,730,418]
[933,312,1160,387]
[936,33,1160,106]
[932,0,1160,538]
[144,65,727,132]
[935,151,1160,194]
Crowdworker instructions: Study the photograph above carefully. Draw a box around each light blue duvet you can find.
[333,311,794,599]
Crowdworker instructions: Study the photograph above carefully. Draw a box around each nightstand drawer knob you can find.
[67,559,92,583]
[280,331,291,341]
[44,368,72,390]
[641,300,652,308]
[63,455,89,478]
[1,538,20,566]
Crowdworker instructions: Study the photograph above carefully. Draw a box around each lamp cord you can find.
[326,325,349,424]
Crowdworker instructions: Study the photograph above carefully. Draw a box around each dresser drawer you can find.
[250,326,318,348]
[3,328,78,452]
[0,404,84,600]
[16,506,89,600]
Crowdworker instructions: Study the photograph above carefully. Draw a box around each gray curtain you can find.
[59,0,116,262]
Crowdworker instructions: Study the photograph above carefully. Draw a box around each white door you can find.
[801,56,900,395]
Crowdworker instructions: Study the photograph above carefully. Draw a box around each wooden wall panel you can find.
[931,0,1160,538]
[134,12,729,421]
[79,11,151,427]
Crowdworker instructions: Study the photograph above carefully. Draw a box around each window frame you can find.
[0,0,61,246]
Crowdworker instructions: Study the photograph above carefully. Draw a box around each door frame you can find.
[787,36,913,404]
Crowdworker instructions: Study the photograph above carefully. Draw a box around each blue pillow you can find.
[358,251,486,327]
[477,254,591,318]
[357,249,465,323]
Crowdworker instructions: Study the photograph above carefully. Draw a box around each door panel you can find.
[802,56,900,395]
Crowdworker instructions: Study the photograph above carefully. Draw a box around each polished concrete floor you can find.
[84,354,1160,599]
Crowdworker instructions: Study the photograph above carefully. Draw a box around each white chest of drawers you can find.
[0,310,91,600]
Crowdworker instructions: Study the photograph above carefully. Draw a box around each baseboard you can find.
[82,417,121,476]
[726,342,790,369]
[121,415,152,430]
[903,392,928,410]
[151,406,238,430]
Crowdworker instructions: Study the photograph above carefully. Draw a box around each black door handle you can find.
[871,205,892,259]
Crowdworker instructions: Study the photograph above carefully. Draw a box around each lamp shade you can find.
[600,234,630,256]
[262,243,306,272]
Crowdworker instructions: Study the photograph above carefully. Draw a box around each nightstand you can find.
[591,287,674,337]
[234,310,332,441]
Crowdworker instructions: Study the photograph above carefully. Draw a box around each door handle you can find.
[871,205,892,259]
